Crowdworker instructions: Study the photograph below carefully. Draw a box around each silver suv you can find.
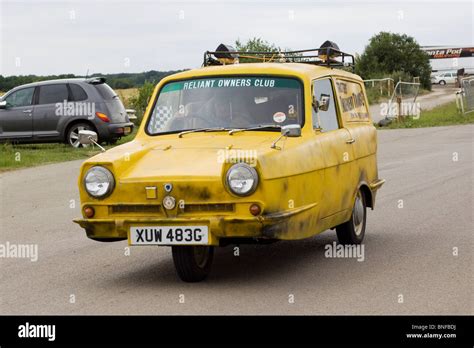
[0,78,134,147]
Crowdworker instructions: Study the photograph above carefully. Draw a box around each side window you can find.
[312,78,339,132]
[38,84,69,105]
[334,79,369,123]
[4,87,35,107]
[69,84,88,101]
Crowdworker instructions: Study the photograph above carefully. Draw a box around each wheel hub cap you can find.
[353,193,364,236]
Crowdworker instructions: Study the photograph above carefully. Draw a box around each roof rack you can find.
[203,41,355,71]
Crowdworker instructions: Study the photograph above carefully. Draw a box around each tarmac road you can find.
[0,125,472,315]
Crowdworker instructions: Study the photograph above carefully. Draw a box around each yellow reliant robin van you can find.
[74,41,385,282]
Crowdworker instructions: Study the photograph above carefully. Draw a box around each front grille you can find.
[109,203,234,215]
[110,205,161,214]
[183,203,234,213]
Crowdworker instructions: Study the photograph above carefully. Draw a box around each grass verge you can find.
[379,101,474,129]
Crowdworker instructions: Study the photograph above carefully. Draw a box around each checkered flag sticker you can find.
[148,105,173,133]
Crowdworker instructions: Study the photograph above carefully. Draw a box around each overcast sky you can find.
[0,0,472,76]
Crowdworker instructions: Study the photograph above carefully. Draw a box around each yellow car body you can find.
[74,62,384,279]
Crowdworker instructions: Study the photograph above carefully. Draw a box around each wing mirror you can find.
[271,124,301,149]
[281,124,301,137]
[312,94,331,112]
[78,130,105,152]
[0,100,7,109]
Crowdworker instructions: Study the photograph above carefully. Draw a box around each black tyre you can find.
[336,189,366,245]
[66,123,93,148]
[172,246,214,282]
[106,138,119,145]
[439,80,446,85]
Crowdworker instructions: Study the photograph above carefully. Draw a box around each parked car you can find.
[431,72,457,85]
[0,78,134,147]
[74,43,385,282]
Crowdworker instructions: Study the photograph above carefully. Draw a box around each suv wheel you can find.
[67,123,93,148]
[439,80,446,85]
[172,246,214,282]
[336,189,366,244]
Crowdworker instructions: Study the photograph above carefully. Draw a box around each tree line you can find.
[0,70,183,92]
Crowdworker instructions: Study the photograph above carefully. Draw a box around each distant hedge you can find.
[0,70,184,92]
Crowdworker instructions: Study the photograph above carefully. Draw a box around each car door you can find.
[33,83,70,139]
[312,78,355,218]
[0,87,36,140]
[448,73,456,84]
[333,77,377,183]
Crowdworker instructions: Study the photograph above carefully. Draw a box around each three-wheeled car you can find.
[74,41,385,282]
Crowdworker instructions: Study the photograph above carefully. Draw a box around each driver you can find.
[200,92,251,128]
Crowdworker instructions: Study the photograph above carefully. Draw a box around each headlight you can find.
[226,163,258,196]
[83,166,115,198]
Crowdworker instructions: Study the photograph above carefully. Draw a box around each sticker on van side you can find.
[335,79,369,122]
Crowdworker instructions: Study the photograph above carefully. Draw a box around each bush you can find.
[355,32,432,90]
[129,81,155,125]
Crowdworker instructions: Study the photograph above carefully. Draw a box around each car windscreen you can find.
[147,76,303,135]
[93,83,117,100]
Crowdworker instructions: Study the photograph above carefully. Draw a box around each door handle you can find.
[23,109,32,114]
[346,138,356,144]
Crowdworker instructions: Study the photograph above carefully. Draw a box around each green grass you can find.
[380,101,474,129]
[0,131,136,172]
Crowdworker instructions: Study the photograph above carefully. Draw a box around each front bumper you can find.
[73,202,318,245]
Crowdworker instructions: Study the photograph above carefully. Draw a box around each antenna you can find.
[85,69,90,79]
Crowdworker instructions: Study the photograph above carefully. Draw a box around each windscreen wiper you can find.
[178,127,230,138]
[228,124,282,135]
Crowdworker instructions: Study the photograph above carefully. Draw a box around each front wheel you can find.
[336,189,366,244]
[172,246,214,282]
[66,123,93,148]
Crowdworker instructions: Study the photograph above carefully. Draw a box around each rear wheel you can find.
[439,80,446,85]
[106,138,118,145]
[336,189,366,244]
[172,246,214,282]
[66,123,93,148]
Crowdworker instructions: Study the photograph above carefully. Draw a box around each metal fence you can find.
[386,81,421,120]
[456,77,474,114]
[363,78,394,97]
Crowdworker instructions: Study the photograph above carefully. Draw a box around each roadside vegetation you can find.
[0,130,136,172]
[0,70,182,92]
[378,102,474,129]
[357,32,432,104]
[356,32,432,90]
[128,82,155,124]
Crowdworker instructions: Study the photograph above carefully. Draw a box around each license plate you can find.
[124,126,132,134]
[129,226,209,245]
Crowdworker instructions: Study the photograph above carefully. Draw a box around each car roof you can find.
[164,62,362,82]
[9,78,90,90]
